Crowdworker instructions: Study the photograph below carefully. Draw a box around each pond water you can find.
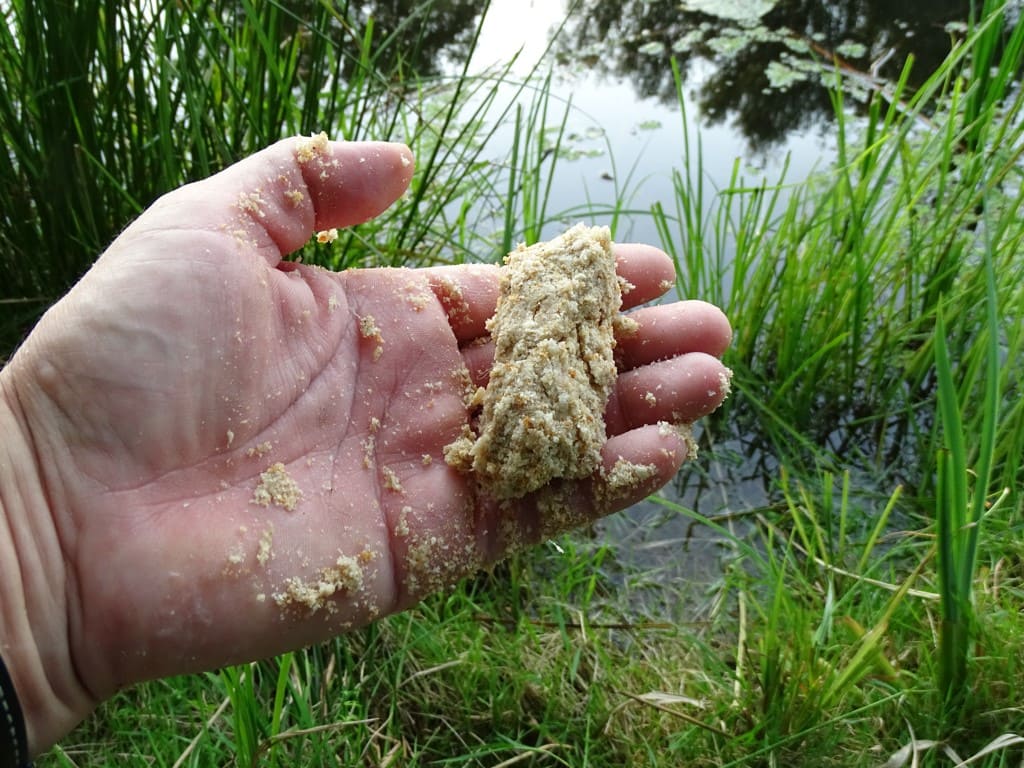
[459,0,826,250]
[429,0,979,610]
[457,0,976,241]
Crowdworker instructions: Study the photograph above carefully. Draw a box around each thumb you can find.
[121,134,415,265]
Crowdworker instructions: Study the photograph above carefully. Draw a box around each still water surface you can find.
[462,0,825,248]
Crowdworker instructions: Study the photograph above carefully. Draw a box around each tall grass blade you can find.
[933,201,1003,713]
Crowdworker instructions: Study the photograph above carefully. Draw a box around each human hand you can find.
[0,136,731,754]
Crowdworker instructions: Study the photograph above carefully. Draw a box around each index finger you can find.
[421,241,677,343]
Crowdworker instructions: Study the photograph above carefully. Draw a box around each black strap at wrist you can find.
[0,652,29,768]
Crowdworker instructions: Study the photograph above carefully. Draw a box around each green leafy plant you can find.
[933,222,1004,713]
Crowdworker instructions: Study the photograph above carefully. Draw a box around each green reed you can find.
[0,0,530,354]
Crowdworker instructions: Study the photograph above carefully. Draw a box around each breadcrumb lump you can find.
[256,526,274,566]
[358,314,385,361]
[602,458,659,493]
[444,224,621,500]
[251,462,303,512]
[295,131,330,163]
[247,441,272,458]
[272,554,364,615]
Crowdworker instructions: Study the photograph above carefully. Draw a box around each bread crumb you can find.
[226,429,235,447]
[328,294,340,312]
[316,228,338,244]
[614,313,640,337]
[273,554,364,615]
[406,288,431,312]
[256,526,274,566]
[644,392,658,407]
[237,191,266,217]
[663,421,699,460]
[359,416,383,469]
[285,189,304,207]
[226,544,245,567]
[421,454,433,466]
[247,441,272,458]
[404,533,473,597]
[362,435,376,469]
[432,275,472,328]
[382,466,404,493]
[295,131,330,164]
[358,315,384,361]
[444,224,620,500]
[719,368,734,398]
[403,538,431,595]
[603,458,659,493]
[359,314,379,335]
[395,507,412,537]
[533,483,582,543]
[251,462,303,512]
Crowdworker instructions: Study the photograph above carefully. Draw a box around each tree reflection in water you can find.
[350,0,480,75]
[281,0,481,80]
[554,0,972,151]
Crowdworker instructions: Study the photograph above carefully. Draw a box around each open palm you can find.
[6,137,731,738]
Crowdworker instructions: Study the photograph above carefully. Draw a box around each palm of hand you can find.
[11,138,731,705]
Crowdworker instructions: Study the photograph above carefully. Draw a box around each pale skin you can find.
[0,137,732,756]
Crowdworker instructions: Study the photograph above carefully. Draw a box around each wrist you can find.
[0,367,93,757]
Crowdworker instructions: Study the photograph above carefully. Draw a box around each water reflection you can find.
[299,0,481,77]
[556,0,973,151]
[353,0,481,75]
